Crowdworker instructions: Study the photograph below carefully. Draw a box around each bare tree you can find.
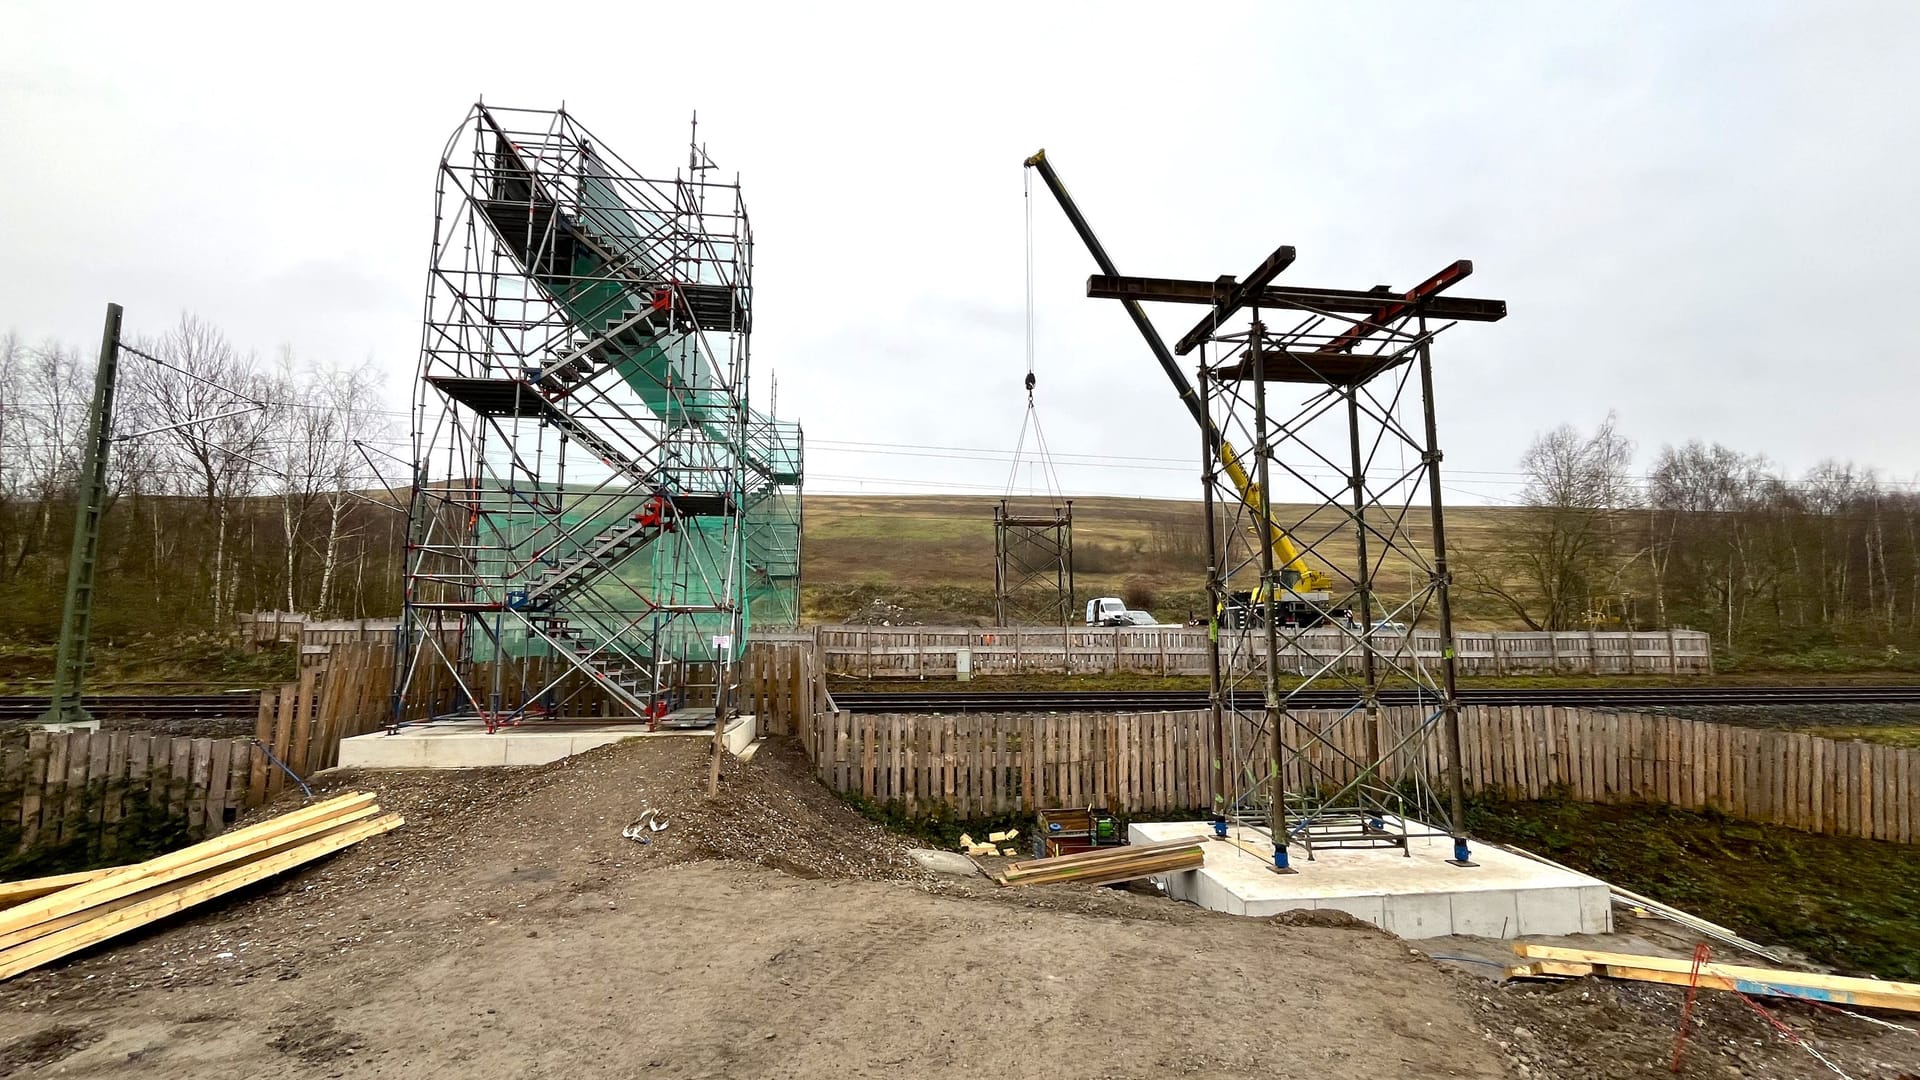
[121,314,276,623]
[312,361,387,615]
[1468,413,1639,630]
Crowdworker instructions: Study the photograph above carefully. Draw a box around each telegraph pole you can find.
[39,303,123,728]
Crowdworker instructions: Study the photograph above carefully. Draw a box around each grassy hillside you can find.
[800,494,1522,625]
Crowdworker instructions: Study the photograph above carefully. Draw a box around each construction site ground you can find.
[1,738,1914,1079]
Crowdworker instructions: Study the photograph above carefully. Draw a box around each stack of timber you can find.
[995,837,1206,887]
[0,791,401,981]
[1508,944,1920,1014]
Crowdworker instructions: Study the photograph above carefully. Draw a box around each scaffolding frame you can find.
[1086,259,1504,869]
[994,499,1074,626]
[395,103,801,730]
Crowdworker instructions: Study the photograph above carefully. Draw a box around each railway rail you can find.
[0,693,263,724]
[830,685,1920,713]
[6,686,1919,726]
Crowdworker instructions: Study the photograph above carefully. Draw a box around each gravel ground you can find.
[0,736,1914,1078]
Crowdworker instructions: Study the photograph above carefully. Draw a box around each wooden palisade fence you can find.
[241,614,1716,678]
[2,643,395,857]
[812,625,1713,678]
[800,705,1920,845]
[741,641,831,740]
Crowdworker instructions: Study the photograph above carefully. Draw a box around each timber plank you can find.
[1809,733,1826,833]
[0,793,381,943]
[268,681,295,798]
[0,812,402,983]
[43,735,71,847]
[205,740,232,835]
[102,734,129,841]
[1514,944,1920,1013]
[84,735,109,842]
[20,733,49,848]
[288,665,318,779]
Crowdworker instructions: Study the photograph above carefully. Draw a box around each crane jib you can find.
[1023,149,1319,589]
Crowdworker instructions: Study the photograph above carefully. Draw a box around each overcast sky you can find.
[4,1,1917,505]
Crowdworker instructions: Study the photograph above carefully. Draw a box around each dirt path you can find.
[0,738,1912,1079]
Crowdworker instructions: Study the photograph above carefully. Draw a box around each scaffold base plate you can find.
[1128,820,1611,940]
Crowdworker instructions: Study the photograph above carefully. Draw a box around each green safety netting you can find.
[451,137,800,680]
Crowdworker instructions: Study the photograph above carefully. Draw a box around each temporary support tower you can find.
[1186,268,1501,864]
[397,103,802,729]
[1027,148,1506,866]
[994,499,1074,626]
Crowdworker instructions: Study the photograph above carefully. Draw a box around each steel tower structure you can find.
[396,103,802,729]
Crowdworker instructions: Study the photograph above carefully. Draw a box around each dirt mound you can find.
[300,732,931,894]
[7,734,925,1009]
[1269,907,1384,931]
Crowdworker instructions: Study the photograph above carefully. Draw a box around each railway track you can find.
[7,686,1917,724]
[0,693,263,724]
[830,685,1920,713]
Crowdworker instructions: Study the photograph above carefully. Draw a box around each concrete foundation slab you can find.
[338,714,758,771]
[1130,820,1611,940]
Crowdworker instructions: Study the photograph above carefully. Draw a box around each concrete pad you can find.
[1449,889,1522,938]
[337,714,759,771]
[907,849,981,877]
[1129,819,1611,940]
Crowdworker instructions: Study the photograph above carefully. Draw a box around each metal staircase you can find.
[399,103,803,730]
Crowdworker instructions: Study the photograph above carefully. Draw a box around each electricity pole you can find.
[39,303,123,728]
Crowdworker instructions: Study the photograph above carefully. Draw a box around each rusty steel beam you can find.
[1087,275,1507,322]
[1315,259,1475,355]
[1172,244,1297,356]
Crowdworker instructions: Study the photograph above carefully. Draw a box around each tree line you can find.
[0,315,402,643]
[5,317,1915,663]
[1466,413,1920,657]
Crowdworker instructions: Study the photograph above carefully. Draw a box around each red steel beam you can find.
[1316,259,1474,355]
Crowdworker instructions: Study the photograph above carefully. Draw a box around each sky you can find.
[4,1,1918,506]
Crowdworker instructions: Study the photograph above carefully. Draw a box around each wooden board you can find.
[0,812,403,982]
[1514,944,1920,1012]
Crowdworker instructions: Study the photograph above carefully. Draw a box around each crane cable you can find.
[1006,167,1065,502]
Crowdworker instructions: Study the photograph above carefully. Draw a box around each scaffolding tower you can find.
[994,498,1073,625]
[395,103,802,729]
[1074,255,1505,867]
[1179,261,1507,867]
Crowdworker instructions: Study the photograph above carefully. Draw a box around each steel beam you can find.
[1315,259,1474,355]
[1088,275,1507,322]
[1172,245,1297,356]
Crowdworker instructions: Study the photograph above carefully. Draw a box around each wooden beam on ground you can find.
[0,811,403,982]
[0,869,115,909]
[998,838,1208,887]
[0,792,375,939]
[1512,944,1920,1014]
[998,850,1204,888]
[0,802,384,954]
[1001,837,1207,878]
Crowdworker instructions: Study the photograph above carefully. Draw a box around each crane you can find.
[1022,149,1337,622]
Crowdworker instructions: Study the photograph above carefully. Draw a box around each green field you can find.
[800,493,1522,626]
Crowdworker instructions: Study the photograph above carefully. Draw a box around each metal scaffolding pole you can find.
[394,103,802,733]
[1416,312,1475,864]
[1086,238,1503,865]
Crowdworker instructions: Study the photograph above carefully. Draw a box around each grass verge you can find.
[1466,797,1920,981]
